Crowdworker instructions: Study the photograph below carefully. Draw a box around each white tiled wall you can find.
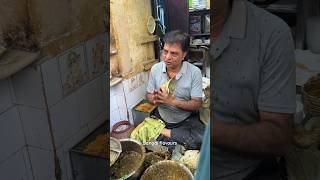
[110,105,121,130]
[18,106,53,150]
[87,110,107,134]
[110,82,123,129]
[0,33,108,180]
[28,147,55,180]
[119,108,129,121]
[61,126,89,180]
[115,94,126,110]
[85,33,107,80]
[56,149,68,180]
[11,67,46,109]
[21,147,35,180]
[0,107,25,163]
[76,75,104,128]
[58,44,89,95]
[49,92,81,148]
[110,71,149,129]
[40,57,64,107]
[0,79,14,114]
[0,148,32,180]
[122,72,149,109]
[124,72,149,107]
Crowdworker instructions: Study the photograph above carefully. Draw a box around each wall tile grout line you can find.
[16,102,36,180]
[39,67,62,180]
[0,145,26,166]
[27,144,54,152]
[14,103,45,111]
[22,145,35,180]
[0,104,16,117]
[46,72,105,109]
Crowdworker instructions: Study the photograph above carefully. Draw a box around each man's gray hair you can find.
[163,30,190,52]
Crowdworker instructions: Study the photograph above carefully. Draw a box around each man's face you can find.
[162,43,187,70]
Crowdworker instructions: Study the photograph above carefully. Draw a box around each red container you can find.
[111,120,134,139]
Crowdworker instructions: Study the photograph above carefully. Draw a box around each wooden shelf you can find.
[189,5,210,39]
[190,43,210,47]
[190,33,210,37]
[110,77,122,87]
[139,35,158,45]
[143,59,158,71]
[189,8,210,13]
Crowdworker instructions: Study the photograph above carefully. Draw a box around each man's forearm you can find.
[212,120,292,156]
[173,99,202,111]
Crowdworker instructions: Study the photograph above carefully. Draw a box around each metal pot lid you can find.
[110,137,122,166]
[147,16,156,34]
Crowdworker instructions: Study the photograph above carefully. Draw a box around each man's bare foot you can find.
[161,128,172,138]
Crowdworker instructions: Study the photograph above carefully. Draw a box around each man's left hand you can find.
[156,90,176,106]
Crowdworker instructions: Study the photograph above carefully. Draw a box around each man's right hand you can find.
[147,90,158,105]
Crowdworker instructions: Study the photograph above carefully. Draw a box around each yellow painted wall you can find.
[110,0,155,79]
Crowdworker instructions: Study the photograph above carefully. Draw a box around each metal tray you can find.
[70,121,108,180]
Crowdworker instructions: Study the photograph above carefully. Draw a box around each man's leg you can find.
[169,113,205,149]
[153,108,205,149]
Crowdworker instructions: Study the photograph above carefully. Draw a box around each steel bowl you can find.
[141,160,194,180]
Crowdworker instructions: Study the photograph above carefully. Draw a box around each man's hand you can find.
[149,89,202,111]
[155,89,176,106]
[147,90,158,105]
